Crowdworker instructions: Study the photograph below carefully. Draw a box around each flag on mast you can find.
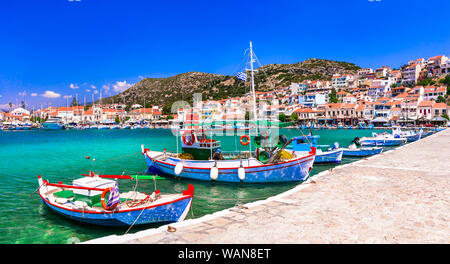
[236,72,247,82]
[106,181,120,208]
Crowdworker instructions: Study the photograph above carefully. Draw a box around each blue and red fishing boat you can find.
[142,42,316,183]
[37,174,194,226]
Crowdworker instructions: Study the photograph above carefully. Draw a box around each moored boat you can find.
[142,42,316,183]
[342,143,383,157]
[288,135,343,164]
[42,117,65,130]
[357,132,407,146]
[37,174,194,226]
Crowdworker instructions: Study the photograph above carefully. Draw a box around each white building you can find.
[332,74,354,90]
[402,63,423,86]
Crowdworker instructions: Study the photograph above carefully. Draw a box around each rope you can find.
[124,206,146,235]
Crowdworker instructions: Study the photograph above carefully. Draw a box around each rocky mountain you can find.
[100,58,360,113]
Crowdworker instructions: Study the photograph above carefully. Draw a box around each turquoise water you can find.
[0,128,389,244]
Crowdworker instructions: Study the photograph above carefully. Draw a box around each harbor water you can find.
[0,128,389,244]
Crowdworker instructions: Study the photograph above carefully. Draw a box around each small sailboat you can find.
[37,173,194,226]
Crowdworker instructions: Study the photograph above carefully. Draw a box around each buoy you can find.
[174,162,183,175]
[238,167,245,181]
[210,165,218,181]
[85,156,90,159]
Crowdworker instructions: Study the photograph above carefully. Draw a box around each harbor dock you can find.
[86,129,450,244]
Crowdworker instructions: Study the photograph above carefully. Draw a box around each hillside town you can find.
[1,55,449,129]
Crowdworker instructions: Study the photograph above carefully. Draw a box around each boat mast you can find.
[249,41,257,122]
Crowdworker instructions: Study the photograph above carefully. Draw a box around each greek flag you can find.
[106,181,120,208]
[236,72,247,81]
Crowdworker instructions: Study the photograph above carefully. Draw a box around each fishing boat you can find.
[288,135,343,164]
[37,174,194,226]
[357,132,407,146]
[142,42,316,183]
[42,117,65,130]
[392,126,422,142]
[342,143,383,157]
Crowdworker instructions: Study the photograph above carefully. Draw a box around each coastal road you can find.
[86,128,450,244]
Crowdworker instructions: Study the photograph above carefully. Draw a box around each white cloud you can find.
[112,81,132,93]
[93,90,98,94]
[31,93,38,97]
[41,90,61,98]
[102,84,110,94]
[18,91,27,97]
[63,95,72,99]
[85,89,91,93]
[70,83,79,89]
[90,85,96,89]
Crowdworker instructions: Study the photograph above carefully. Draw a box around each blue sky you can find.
[1,0,450,110]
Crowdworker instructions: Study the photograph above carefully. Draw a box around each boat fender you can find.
[210,163,218,181]
[238,167,245,181]
[174,162,184,176]
[101,187,118,210]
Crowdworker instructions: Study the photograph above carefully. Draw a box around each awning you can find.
[431,116,447,122]
[371,117,389,123]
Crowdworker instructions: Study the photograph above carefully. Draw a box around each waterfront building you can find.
[293,107,317,124]
[417,100,434,120]
[4,107,31,122]
[432,102,449,118]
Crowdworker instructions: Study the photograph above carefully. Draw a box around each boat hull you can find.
[314,149,343,164]
[144,151,315,183]
[342,147,383,157]
[360,138,406,146]
[39,189,193,226]
[42,123,64,130]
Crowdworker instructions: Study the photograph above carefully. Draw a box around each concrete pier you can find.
[86,129,450,244]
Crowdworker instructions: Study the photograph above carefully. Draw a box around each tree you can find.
[290,113,298,122]
[278,113,286,122]
[439,75,450,89]
[8,102,12,111]
[245,111,250,120]
[71,97,78,107]
[417,78,436,87]
[329,88,338,103]
[20,101,25,109]
[436,96,446,103]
